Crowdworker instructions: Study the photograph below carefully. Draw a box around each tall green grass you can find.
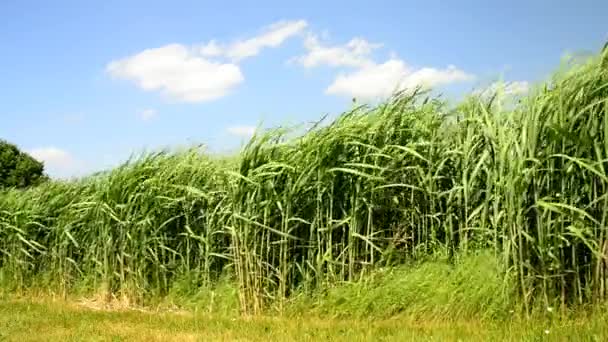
[1,47,607,314]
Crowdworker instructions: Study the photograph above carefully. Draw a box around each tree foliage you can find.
[0,140,46,188]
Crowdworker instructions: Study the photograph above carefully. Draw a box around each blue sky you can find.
[2,0,607,178]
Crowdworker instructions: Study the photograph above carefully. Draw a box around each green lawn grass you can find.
[0,298,606,341]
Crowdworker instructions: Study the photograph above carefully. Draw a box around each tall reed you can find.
[1,46,607,313]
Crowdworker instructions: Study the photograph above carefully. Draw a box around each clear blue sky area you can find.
[2,0,607,177]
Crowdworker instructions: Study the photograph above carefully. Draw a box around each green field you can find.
[2,298,607,341]
[1,247,607,340]
[1,45,608,339]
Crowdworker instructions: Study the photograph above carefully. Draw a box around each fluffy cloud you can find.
[475,81,530,97]
[200,20,308,61]
[28,147,85,178]
[107,20,306,103]
[226,125,256,138]
[291,34,380,68]
[292,34,474,101]
[138,108,158,121]
[326,59,474,100]
[107,44,244,103]
[501,81,529,95]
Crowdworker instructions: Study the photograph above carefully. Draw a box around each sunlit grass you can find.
[0,46,607,316]
[2,296,608,341]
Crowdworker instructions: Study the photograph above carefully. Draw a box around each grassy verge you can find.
[2,252,607,341]
[1,298,607,341]
[285,251,513,319]
[8,252,511,319]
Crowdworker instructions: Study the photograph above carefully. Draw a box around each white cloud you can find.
[227,125,256,138]
[502,81,530,95]
[199,20,308,61]
[107,44,244,103]
[28,147,74,167]
[400,65,474,89]
[199,40,223,57]
[291,34,380,68]
[326,59,474,100]
[27,147,85,178]
[138,108,157,121]
[475,81,530,97]
[107,20,306,103]
[290,32,474,101]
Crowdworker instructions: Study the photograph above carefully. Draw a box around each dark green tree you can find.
[0,140,47,188]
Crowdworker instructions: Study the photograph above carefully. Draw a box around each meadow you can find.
[0,47,607,338]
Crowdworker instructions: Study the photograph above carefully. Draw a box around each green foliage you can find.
[286,251,512,320]
[0,47,607,316]
[0,140,46,189]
